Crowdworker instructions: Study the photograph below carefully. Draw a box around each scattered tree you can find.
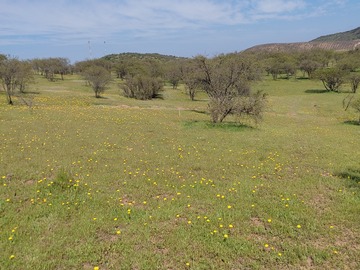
[122,75,163,100]
[82,66,112,98]
[348,73,360,93]
[164,61,182,89]
[0,57,34,105]
[314,68,346,92]
[194,54,265,123]
[299,59,321,78]
[181,60,201,100]
[16,60,34,93]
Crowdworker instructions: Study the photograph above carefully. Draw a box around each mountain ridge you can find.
[243,27,360,53]
[104,27,360,60]
[311,27,360,42]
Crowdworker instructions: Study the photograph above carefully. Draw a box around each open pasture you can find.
[0,75,359,269]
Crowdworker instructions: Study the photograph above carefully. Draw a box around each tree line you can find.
[1,48,360,123]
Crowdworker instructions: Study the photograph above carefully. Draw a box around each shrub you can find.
[122,75,163,100]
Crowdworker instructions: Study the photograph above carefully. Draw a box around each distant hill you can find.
[311,27,360,42]
[104,28,360,58]
[244,27,360,53]
[244,40,360,53]
[103,52,187,62]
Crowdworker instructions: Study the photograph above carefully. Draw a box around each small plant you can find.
[52,168,76,191]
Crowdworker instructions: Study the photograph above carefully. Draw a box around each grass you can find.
[0,74,359,269]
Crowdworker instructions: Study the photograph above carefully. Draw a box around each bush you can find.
[122,75,163,100]
[314,68,346,92]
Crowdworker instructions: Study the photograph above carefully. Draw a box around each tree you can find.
[16,60,34,93]
[0,57,34,105]
[335,50,360,72]
[164,60,182,89]
[194,54,265,123]
[264,52,297,80]
[75,59,112,75]
[347,73,360,93]
[314,68,346,92]
[299,59,321,78]
[181,60,201,101]
[122,75,163,100]
[82,66,112,98]
[113,60,128,79]
[31,58,70,81]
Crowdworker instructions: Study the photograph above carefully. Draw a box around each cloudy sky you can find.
[0,0,359,62]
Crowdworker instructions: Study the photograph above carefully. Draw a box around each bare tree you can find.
[0,57,34,105]
[182,60,201,101]
[82,66,112,98]
[194,54,265,123]
[16,60,34,93]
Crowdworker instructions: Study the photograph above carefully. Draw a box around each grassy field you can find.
[0,74,359,269]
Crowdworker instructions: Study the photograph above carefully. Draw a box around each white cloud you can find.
[253,0,306,14]
[0,0,347,46]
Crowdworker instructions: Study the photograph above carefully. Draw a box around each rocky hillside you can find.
[244,27,360,53]
[312,27,360,42]
[244,40,360,53]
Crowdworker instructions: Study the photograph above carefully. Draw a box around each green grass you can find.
[0,74,359,269]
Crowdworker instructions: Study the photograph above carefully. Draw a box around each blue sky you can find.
[0,0,359,62]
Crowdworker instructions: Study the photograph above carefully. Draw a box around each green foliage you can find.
[82,66,112,98]
[122,75,163,100]
[52,168,74,191]
[314,68,346,92]
[347,73,360,93]
[299,59,321,78]
[181,59,201,100]
[265,52,297,80]
[164,60,183,89]
[0,70,360,270]
[311,26,360,41]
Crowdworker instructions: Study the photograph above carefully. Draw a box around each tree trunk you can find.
[6,92,13,105]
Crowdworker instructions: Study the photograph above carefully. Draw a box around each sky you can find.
[0,0,359,63]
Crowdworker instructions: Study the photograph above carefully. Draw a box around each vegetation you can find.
[82,66,112,98]
[0,56,34,104]
[351,97,360,124]
[348,73,360,93]
[122,75,163,100]
[1,43,360,269]
[311,26,360,42]
[194,54,265,123]
[0,72,359,270]
[314,68,346,92]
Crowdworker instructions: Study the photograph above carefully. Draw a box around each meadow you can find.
[0,74,359,269]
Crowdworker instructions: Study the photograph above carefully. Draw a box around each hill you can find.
[244,40,360,53]
[103,28,360,58]
[244,26,360,53]
[102,52,187,62]
[311,27,360,42]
